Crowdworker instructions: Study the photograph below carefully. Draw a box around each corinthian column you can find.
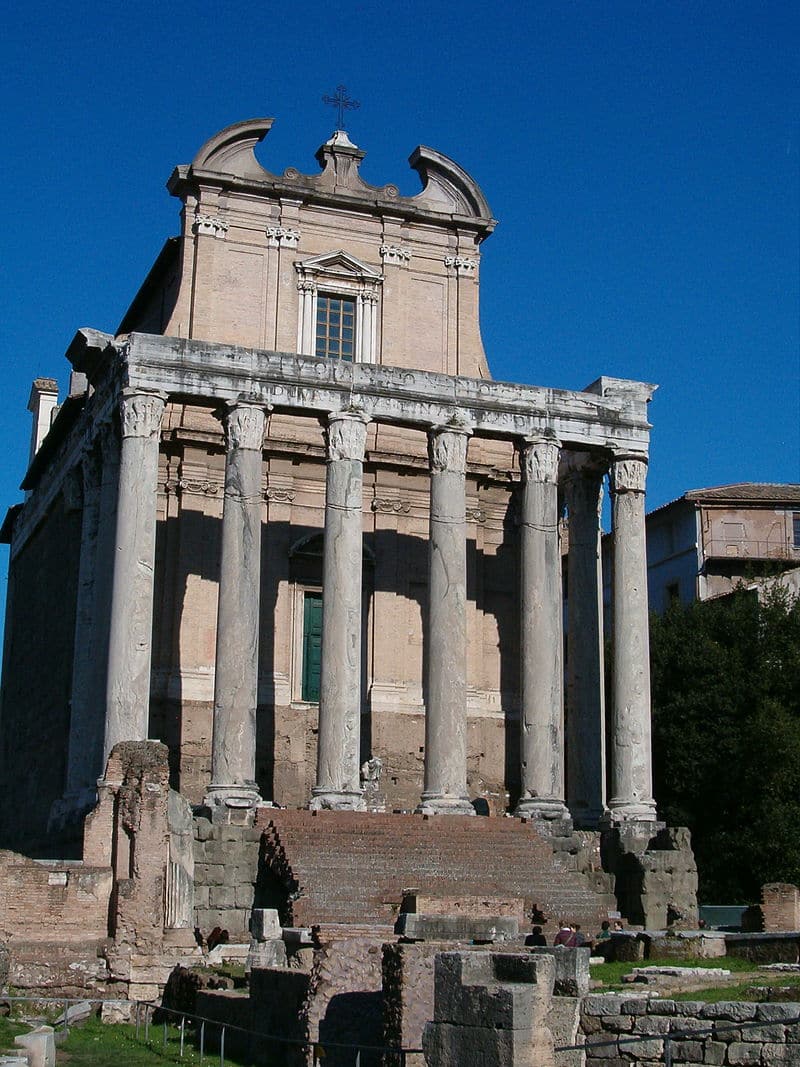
[104,389,167,760]
[607,454,657,822]
[563,455,607,827]
[311,411,370,810]
[417,422,474,816]
[206,402,267,812]
[514,437,569,822]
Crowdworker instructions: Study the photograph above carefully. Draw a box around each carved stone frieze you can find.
[119,391,167,441]
[380,244,412,264]
[326,412,369,462]
[520,438,560,485]
[371,498,411,515]
[264,487,296,503]
[192,213,228,238]
[224,403,266,451]
[266,226,300,247]
[611,455,648,494]
[429,425,471,475]
[444,255,477,275]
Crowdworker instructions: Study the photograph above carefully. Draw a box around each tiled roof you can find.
[683,483,800,504]
[648,483,800,518]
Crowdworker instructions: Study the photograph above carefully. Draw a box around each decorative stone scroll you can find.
[225,403,267,451]
[325,412,370,462]
[520,437,560,485]
[380,244,412,264]
[611,454,648,494]
[119,391,166,441]
[444,255,477,275]
[466,507,487,524]
[192,213,228,238]
[372,498,410,515]
[264,487,296,503]
[266,226,300,247]
[429,424,471,475]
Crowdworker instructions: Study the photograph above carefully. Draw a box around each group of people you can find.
[524,918,624,949]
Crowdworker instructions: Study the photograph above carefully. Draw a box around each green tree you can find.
[650,584,800,903]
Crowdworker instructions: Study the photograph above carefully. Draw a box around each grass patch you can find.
[55,1018,250,1066]
[589,955,758,990]
[673,976,800,1004]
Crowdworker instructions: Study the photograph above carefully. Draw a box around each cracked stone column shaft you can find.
[608,454,657,822]
[207,402,267,810]
[417,423,475,816]
[104,389,166,760]
[311,411,370,811]
[515,437,568,822]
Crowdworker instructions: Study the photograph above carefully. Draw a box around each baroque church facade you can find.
[0,118,659,853]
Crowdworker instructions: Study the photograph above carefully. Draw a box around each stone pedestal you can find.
[311,411,370,811]
[514,437,568,822]
[417,424,474,816]
[563,456,607,828]
[104,390,166,760]
[607,455,657,823]
[205,403,267,814]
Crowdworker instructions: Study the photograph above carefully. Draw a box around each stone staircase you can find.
[257,810,617,935]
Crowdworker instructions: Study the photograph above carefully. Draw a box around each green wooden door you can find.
[302,592,323,702]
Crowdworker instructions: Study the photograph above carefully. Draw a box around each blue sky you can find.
[1,1,798,602]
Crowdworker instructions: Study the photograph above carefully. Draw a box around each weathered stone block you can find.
[397,913,518,942]
[727,1042,764,1066]
[529,946,590,997]
[250,909,281,941]
[14,1025,55,1067]
[701,1002,757,1022]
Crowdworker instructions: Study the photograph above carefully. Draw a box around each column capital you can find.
[224,402,268,452]
[119,390,167,440]
[429,422,472,475]
[561,450,608,485]
[610,453,648,494]
[520,437,561,484]
[325,410,370,462]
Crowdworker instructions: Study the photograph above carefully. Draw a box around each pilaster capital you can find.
[611,454,648,494]
[119,390,167,441]
[428,422,472,475]
[223,402,268,452]
[325,411,370,462]
[193,213,228,238]
[520,437,561,485]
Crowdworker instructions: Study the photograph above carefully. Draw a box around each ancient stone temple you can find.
[0,117,674,910]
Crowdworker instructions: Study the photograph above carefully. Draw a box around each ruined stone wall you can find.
[0,852,110,943]
[581,995,800,1065]
[762,883,800,932]
[193,818,261,939]
[0,494,81,853]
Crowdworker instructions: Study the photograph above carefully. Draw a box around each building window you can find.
[301,591,323,703]
[315,295,355,361]
[296,250,382,364]
[793,513,800,548]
